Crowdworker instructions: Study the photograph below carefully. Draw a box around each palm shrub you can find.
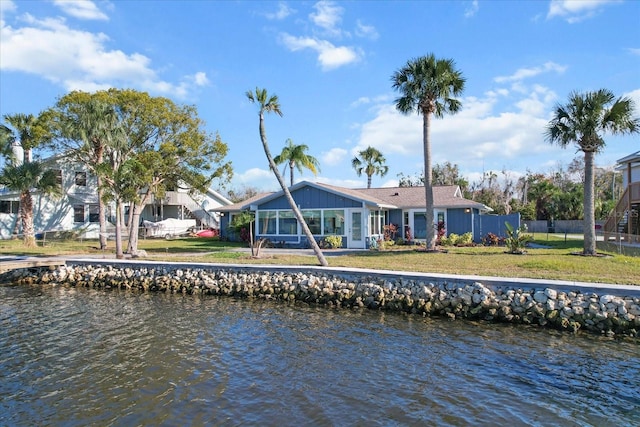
[323,235,343,249]
[504,221,532,254]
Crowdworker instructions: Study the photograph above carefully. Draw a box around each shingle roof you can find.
[219,181,490,212]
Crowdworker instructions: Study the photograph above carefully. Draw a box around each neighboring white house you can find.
[0,154,232,240]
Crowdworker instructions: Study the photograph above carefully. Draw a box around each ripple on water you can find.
[1,285,639,427]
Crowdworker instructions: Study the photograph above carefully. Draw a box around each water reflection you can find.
[1,285,638,426]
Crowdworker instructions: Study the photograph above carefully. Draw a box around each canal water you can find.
[1,284,638,426]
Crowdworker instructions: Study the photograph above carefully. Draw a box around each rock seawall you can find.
[3,263,639,337]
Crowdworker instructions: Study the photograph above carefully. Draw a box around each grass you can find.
[1,235,638,286]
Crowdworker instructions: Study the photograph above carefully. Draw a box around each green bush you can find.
[439,232,473,247]
[323,235,343,249]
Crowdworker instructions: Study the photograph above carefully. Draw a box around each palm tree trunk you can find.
[583,151,597,255]
[289,162,294,186]
[367,174,372,189]
[20,190,36,248]
[258,113,328,266]
[423,112,435,250]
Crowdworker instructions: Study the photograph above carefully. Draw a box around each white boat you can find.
[141,218,196,239]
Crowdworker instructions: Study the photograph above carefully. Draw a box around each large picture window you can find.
[278,211,297,235]
[323,210,344,235]
[302,210,321,234]
[259,210,277,234]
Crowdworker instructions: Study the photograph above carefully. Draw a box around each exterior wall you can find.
[621,164,640,188]
[446,208,473,236]
[259,186,362,210]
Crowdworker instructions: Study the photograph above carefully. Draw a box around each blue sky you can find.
[1,0,639,192]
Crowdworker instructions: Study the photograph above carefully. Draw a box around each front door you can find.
[348,210,365,249]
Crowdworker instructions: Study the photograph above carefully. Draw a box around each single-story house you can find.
[219,181,518,249]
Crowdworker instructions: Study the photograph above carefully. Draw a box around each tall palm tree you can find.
[392,54,465,250]
[52,96,122,250]
[1,113,55,242]
[351,146,389,189]
[0,161,61,247]
[545,89,639,255]
[245,87,328,267]
[274,138,320,186]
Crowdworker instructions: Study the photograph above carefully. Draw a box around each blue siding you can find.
[473,213,521,242]
[447,208,472,235]
[388,209,403,228]
[259,186,362,209]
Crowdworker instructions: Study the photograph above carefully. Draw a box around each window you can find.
[370,210,384,235]
[75,171,87,186]
[73,204,85,223]
[0,200,19,214]
[258,210,276,234]
[302,210,321,234]
[323,210,344,235]
[278,211,297,235]
[89,204,100,223]
[52,169,62,186]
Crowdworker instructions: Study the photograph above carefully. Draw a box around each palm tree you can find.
[351,146,389,189]
[51,96,122,250]
[274,138,320,186]
[0,161,61,247]
[1,113,55,242]
[245,87,328,266]
[545,89,639,255]
[391,54,465,250]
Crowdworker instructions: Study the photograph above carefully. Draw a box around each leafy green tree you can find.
[392,54,465,249]
[351,146,388,189]
[274,138,320,186]
[0,113,58,246]
[545,89,639,255]
[246,87,328,266]
[85,89,232,256]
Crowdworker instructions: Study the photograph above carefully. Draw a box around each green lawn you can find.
[1,235,638,286]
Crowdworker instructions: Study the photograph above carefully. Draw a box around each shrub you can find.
[504,221,532,254]
[323,235,343,249]
[439,232,473,247]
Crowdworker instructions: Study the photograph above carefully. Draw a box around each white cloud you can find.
[355,20,378,40]
[53,0,109,21]
[623,89,640,109]
[310,0,343,37]
[265,2,294,20]
[0,0,16,14]
[494,61,567,83]
[321,147,348,166]
[628,48,640,56]
[280,33,360,70]
[465,0,479,18]
[0,14,205,98]
[354,88,560,175]
[547,0,621,23]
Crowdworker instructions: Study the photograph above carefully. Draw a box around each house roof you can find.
[220,181,491,212]
[616,150,640,166]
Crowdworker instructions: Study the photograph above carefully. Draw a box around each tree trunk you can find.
[258,112,328,266]
[367,174,372,189]
[127,203,144,255]
[583,150,597,255]
[20,190,36,247]
[289,162,294,186]
[115,201,124,259]
[97,182,108,250]
[423,112,435,250]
